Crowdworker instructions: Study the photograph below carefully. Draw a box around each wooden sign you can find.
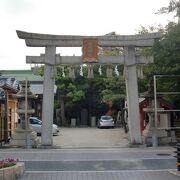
[82,39,99,63]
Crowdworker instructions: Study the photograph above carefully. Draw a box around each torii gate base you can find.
[17,30,161,147]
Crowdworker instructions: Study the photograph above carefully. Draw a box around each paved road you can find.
[1,128,179,179]
[25,159,176,171]
[0,147,176,161]
[1,147,179,180]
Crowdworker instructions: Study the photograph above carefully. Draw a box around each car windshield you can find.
[101,116,112,120]
[30,118,42,125]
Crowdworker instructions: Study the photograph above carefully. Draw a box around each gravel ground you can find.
[53,127,130,148]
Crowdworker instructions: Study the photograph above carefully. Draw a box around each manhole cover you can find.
[156,153,171,156]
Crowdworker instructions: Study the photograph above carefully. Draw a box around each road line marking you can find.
[25,169,176,173]
[19,157,175,161]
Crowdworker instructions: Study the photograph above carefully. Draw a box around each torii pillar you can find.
[41,46,56,146]
[16,30,161,146]
[124,46,141,143]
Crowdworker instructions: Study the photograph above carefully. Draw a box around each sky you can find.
[0,0,175,70]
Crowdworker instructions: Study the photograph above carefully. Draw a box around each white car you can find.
[29,117,59,136]
[97,115,115,128]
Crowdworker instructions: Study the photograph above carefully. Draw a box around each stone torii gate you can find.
[16,30,161,147]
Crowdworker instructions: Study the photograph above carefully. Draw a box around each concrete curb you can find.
[0,162,25,180]
[168,169,180,177]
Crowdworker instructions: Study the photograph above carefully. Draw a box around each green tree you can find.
[152,23,180,107]
[137,20,180,107]
[156,0,180,23]
[54,63,126,125]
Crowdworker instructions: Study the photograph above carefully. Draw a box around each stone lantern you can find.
[142,80,172,146]
[10,80,39,148]
[141,81,161,147]
[16,81,36,129]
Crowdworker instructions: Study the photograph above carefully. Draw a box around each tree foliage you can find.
[156,0,180,22]
[137,12,180,107]
[53,63,126,122]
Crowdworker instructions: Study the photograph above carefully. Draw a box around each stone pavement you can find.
[20,170,180,180]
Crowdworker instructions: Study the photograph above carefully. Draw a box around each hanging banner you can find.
[82,38,99,63]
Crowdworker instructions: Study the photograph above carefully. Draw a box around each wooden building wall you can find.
[0,94,18,143]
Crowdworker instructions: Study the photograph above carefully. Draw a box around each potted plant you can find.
[0,158,25,179]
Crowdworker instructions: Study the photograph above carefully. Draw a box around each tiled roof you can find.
[0,70,57,95]
[0,77,19,92]
[0,70,43,82]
